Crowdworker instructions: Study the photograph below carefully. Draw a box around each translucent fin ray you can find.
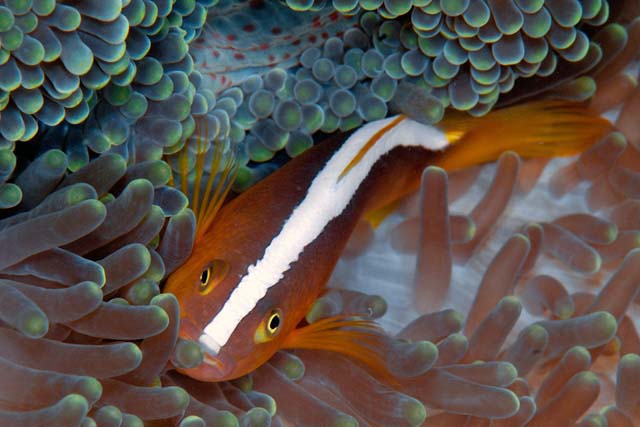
[435,100,612,171]
[169,125,239,241]
[283,315,395,384]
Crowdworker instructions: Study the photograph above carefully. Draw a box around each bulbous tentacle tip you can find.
[16,308,49,338]
[179,415,207,427]
[239,407,271,427]
[172,339,205,369]
[332,413,359,427]
[388,339,439,378]
[401,396,428,427]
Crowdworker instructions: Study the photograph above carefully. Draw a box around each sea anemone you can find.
[325,92,640,425]
[0,151,201,427]
[3,0,628,190]
[0,0,176,143]
[282,0,610,114]
[1,0,640,426]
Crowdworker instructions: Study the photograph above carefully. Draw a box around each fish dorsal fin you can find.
[338,115,407,180]
[170,126,239,241]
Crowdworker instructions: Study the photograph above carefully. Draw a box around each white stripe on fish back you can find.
[199,116,449,355]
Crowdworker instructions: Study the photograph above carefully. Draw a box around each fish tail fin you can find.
[364,101,612,227]
[168,123,239,240]
[283,315,396,384]
[434,100,613,171]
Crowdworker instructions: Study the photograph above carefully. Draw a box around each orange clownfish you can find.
[164,100,611,382]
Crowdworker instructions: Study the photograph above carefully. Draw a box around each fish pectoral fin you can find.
[282,315,394,383]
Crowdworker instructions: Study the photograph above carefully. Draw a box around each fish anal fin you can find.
[364,200,400,228]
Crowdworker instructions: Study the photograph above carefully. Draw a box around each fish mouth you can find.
[178,351,236,381]
[199,332,222,355]
[177,318,236,380]
[201,352,233,378]
[197,339,236,380]
[178,316,203,342]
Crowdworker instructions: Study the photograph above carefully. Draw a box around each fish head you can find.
[163,184,317,381]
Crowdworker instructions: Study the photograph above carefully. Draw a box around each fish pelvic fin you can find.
[168,124,239,241]
[282,315,396,384]
[435,100,613,171]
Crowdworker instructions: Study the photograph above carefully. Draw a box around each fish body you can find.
[164,102,611,381]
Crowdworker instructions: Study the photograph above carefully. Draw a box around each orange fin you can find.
[364,100,612,226]
[168,125,239,241]
[339,115,406,180]
[364,200,400,228]
[283,315,394,383]
[435,100,612,171]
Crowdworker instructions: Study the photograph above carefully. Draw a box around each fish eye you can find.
[197,259,229,295]
[267,311,281,334]
[254,308,283,343]
[199,268,210,288]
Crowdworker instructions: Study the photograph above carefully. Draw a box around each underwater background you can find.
[0,0,640,426]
